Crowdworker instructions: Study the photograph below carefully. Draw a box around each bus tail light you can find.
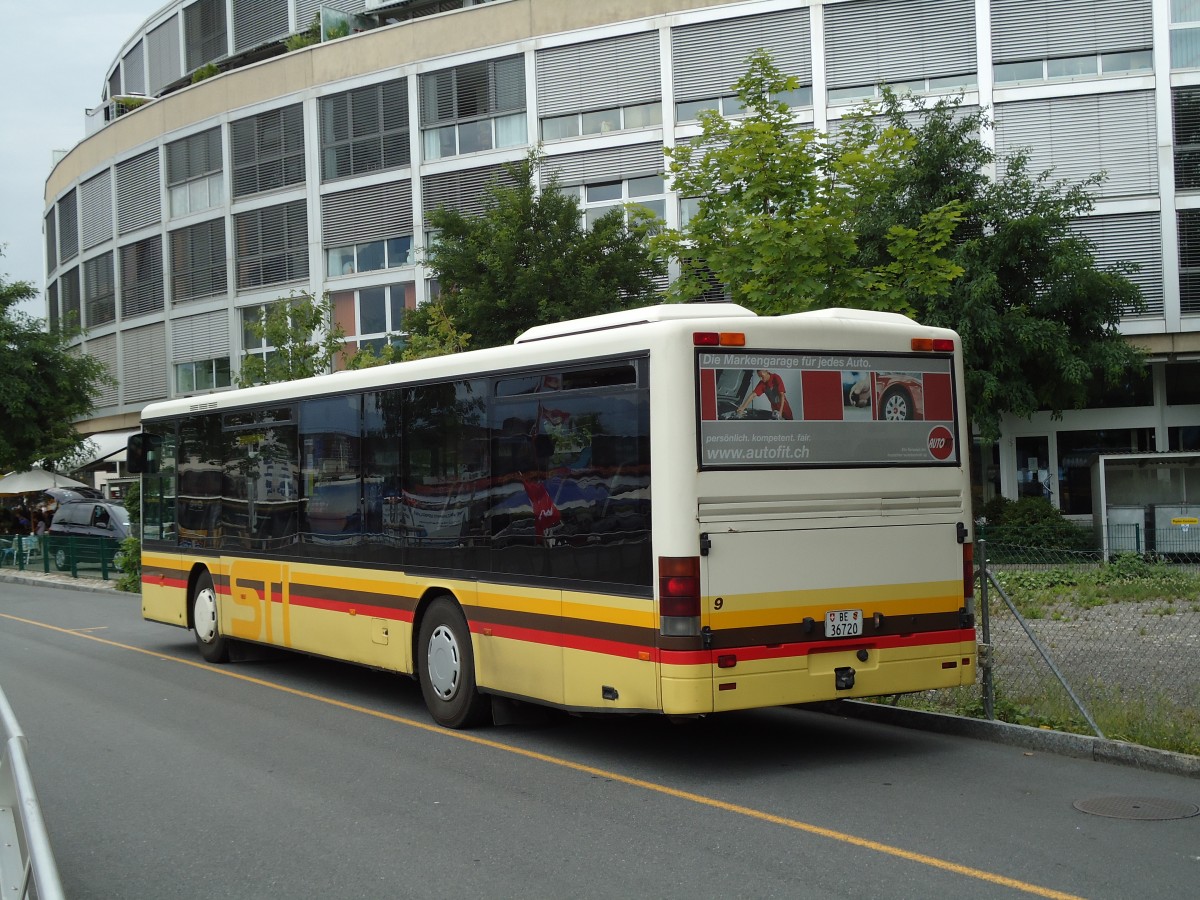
[912,337,956,352]
[659,556,701,636]
[694,332,746,346]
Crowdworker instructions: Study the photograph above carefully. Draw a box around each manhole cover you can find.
[1073,796,1200,821]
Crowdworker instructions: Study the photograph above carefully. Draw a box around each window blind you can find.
[673,8,812,103]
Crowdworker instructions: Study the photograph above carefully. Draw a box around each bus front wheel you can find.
[418,596,489,728]
[192,571,230,664]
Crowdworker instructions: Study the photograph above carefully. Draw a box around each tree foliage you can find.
[236,290,346,386]
[418,151,666,350]
[850,93,1145,440]
[654,51,963,316]
[0,248,109,472]
[659,52,1145,440]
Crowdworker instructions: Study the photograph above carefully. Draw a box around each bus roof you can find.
[514,302,756,343]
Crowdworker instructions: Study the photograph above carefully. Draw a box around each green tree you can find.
[849,92,1145,440]
[0,247,110,472]
[236,290,346,386]
[418,151,666,350]
[655,51,963,316]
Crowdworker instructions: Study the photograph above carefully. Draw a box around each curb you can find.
[806,700,1200,780]
[0,570,118,594]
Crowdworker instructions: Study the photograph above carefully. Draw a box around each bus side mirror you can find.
[126,433,162,474]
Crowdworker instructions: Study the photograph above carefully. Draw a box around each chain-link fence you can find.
[899,539,1200,756]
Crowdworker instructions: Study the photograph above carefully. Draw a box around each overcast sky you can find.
[0,0,151,319]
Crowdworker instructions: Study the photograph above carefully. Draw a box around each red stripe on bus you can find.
[287,591,414,623]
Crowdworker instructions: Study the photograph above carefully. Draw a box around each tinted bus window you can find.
[300,394,362,556]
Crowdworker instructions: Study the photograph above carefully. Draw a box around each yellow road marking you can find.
[1,611,1084,900]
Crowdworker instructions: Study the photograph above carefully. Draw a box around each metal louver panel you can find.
[123,323,168,403]
[1071,213,1164,319]
[86,334,119,408]
[124,40,146,96]
[79,171,114,250]
[84,252,117,327]
[184,0,228,72]
[995,92,1157,200]
[673,8,812,103]
[322,180,414,247]
[58,191,79,262]
[167,128,222,184]
[543,143,664,186]
[120,236,165,318]
[422,164,518,217]
[824,0,975,89]
[231,104,305,197]
[108,67,122,101]
[234,200,309,290]
[116,150,161,235]
[147,15,181,95]
[172,309,230,362]
[991,0,1152,63]
[320,78,410,180]
[171,219,227,302]
[59,267,80,327]
[47,281,58,332]
[45,211,56,273]
[537,32,660,117]
[233,0,289,53]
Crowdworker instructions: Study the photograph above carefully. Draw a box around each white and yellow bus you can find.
[127,303,976,728]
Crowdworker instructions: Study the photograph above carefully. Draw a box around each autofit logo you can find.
[927,425,954,460]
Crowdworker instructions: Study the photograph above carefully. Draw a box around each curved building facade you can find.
[43,0,1200,513]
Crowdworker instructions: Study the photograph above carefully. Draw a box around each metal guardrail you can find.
[0,683,65,900]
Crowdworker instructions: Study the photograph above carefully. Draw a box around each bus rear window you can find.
[697,349,959,468]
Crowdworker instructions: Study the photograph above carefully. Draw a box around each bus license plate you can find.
[825,609,863,638]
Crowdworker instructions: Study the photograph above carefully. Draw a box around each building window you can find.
[1172,1,1200,69]
[828,74,975,105]
[1174,86,1200,190]
[560,175,667,230]
[332,282,415,363]
[83,252,116,327]
[326,236,413,277]
[230,104,305,198]
[176,357,231,394]
[320,78,410,181]
[1178,208,1200,315]
[170,219,227,303]
[235,200,308,290]
[1166,361,1200,405]
[420,56,526,160]
[995,51,1152,86]
[541,101,662,140]
[167,128,223,217]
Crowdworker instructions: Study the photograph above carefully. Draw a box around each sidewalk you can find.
[0,568,117,593]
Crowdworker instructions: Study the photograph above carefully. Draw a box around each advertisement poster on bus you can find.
[696,350,959,467]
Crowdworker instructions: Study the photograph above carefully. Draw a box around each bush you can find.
[977,496,1095,550]
[115,535,141,593]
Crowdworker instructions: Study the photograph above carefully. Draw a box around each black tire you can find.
[417,596,489,728]
[880,386,914,421]
[191,571,231,663]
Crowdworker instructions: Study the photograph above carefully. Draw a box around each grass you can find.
[882,555,1200,757]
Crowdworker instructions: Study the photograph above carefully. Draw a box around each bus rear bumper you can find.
[660,634,977,715]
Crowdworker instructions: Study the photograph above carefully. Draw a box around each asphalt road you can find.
[1,579,1197,900]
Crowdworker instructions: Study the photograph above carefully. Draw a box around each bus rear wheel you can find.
[418,596,489,728]
[192,571,230,664]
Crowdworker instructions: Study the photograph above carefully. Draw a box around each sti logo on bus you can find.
[927,426,954,461]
